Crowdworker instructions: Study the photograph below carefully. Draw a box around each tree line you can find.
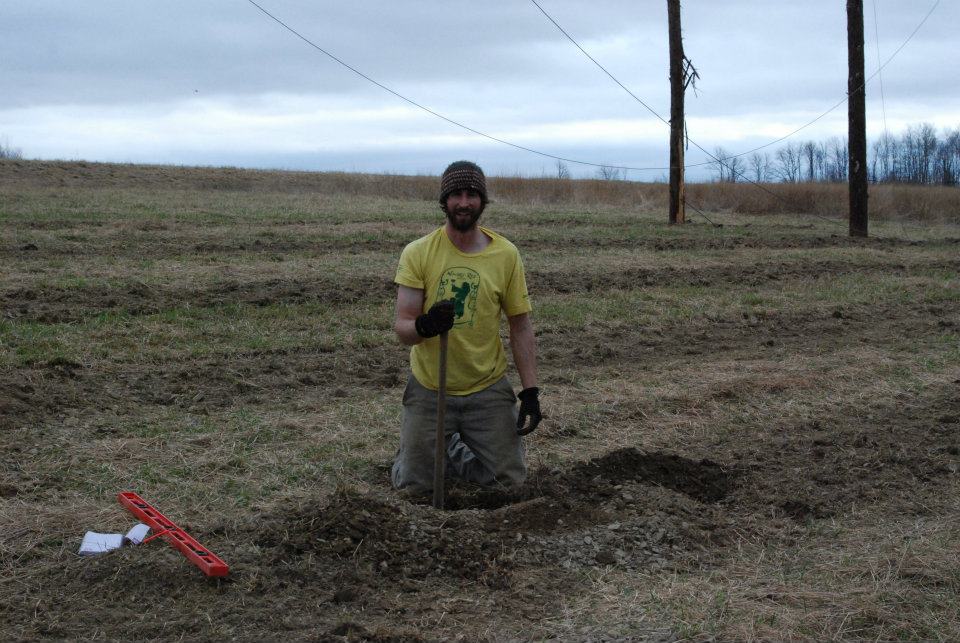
[0,138,24,160]
[710,122,960,186]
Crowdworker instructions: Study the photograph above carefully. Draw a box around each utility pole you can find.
[667,0,685,225]
[848,0,869,236]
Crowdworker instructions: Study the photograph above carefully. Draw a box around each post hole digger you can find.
[433,330,448,509]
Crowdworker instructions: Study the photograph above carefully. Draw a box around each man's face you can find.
[444,188,485,232]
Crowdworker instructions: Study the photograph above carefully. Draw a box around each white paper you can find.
[79,531,124,555]
[124,523,150,545]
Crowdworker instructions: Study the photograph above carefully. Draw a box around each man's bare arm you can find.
[507,312,538,390]
[395,285,426,346]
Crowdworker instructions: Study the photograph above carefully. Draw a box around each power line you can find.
[872,0,889,138]
[531,0,942,229]
[246,0,940,231]
[528,0,717,226]
[529,0,840,226]
[532,0,723,225]
[680,197,719,227]
[528,0,709,227]
[246,0,937,184]
[529,0,670,129]
[243,0,670,173]
[531,0,940,171]
[697,0,940,164]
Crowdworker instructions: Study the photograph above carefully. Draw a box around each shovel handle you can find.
[433,331,448,509]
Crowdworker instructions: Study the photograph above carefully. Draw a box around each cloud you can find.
[1,0,956,175]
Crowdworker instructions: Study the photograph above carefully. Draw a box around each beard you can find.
[444,203,484,232]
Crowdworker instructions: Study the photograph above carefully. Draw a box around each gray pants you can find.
[391,374,526,494]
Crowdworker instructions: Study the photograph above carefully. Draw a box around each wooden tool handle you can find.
[432,331,448,509]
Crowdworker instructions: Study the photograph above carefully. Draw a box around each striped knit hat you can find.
[439,161,488,205]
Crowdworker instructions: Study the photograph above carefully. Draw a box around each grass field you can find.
[2,160,959,641]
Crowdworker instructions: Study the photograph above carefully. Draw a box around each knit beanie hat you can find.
[439,161,488,205]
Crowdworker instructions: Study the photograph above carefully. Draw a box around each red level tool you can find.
[117,491,229,578]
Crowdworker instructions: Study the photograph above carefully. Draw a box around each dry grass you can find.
[1,160,959,641]
[686,180,960,223]
[619,504,960,642]
[3,159,959,221]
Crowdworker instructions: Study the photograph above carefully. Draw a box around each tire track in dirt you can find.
[532,257,960,294]
[1,235,413,259]
[0,346,408,432]
[520,234,960,253]
[707,379,960,527]
[544,297,959,373]
[1,276,397,324]
[4,230,958,261]
[2,291,956,435]
[3,257,957,324]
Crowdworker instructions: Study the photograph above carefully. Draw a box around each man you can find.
[391,160,542,495]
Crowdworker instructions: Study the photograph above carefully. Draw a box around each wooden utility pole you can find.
[667,0,685,225]
[848,0,869,236]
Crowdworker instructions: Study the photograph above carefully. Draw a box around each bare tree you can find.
[825,137,848,182]
[814,142,827,181]
[757,122,960,185]
[801,141,818,182]
[749,152,771,182]
[893,123,939,184]
[710,147,729,182]
[872,132,896,182]
[935,128,960,185]
[916,123,937,184]
[775,143,802,182]
[709,147,745,183]
[596,165,622,181]
[726,154,745,183]
[556,160,570,180]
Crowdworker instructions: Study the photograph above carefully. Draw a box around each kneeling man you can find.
[391,161,542,494]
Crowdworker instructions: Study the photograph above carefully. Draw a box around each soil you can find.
[4,248,959,325]
[4,292,957,640]
[251,448,733,581]
[2,165,959,640]
[3,279,956,438]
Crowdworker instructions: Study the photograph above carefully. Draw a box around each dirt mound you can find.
[254,489,508,583]
[247,449,733,591]
[567,448,735,503]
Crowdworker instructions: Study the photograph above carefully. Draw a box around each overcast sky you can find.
[2,1,956,180]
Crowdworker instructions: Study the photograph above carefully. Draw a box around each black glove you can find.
[415,299,455,338]
[516,387,542,436]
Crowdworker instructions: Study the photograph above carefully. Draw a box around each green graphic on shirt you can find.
[437,267,480,327]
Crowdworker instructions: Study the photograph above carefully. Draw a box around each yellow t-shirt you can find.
[394,226,532,395]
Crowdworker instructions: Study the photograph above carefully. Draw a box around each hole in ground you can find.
[429,447,737,511]
[569,448,737,504]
